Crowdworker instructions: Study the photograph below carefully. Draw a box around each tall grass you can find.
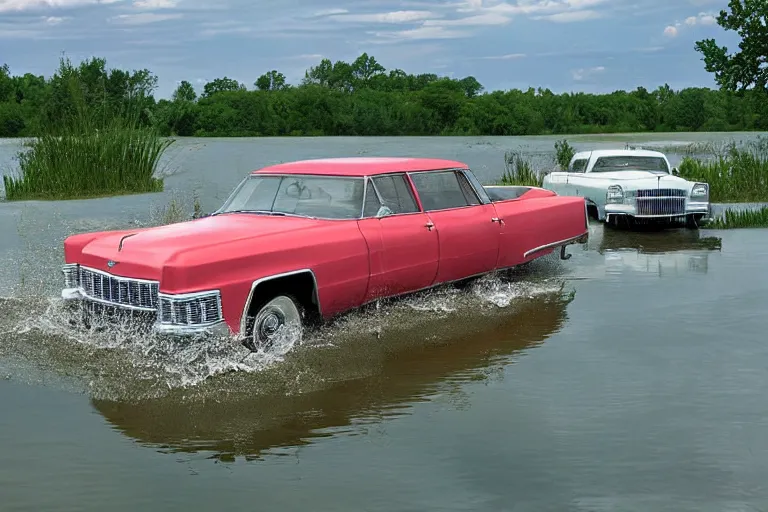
[500,150,543,187]
[2,62,173,201]
[678,137,768,202]
[554,139,575,170]
[704,206,768,229]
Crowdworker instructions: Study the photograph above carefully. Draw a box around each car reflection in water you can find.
[590,224,722,277]
[89,290,572,462]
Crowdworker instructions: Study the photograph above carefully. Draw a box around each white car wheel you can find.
[249,295,304,352]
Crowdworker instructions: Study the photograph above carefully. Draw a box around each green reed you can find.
[499,150,543,187]
[678,138,768,203]
[3,107,172,201]
[705,206,768,229]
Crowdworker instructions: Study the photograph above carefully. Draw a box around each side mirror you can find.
[671,167,679,176]
[376,206,393,218]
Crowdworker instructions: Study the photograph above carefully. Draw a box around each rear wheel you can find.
[244,295,304,353]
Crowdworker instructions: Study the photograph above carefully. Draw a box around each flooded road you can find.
[2,134,768,511]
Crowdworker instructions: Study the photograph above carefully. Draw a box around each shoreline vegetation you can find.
[2,54,768,140]
[1,53,766,228]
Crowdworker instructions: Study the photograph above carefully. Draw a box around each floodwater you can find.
[1,134,768,511]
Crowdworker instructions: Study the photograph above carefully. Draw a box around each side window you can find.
[460,170,491,204]
[363,179,383,217]
[569,159,587,173]
[371,174,420,214]
[456,172,481,205]
[409,171,472,211]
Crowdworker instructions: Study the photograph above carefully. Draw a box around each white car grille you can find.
[635,188,686,216]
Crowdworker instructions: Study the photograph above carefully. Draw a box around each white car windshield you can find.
[217,174,365,219]
[591,156,669,173]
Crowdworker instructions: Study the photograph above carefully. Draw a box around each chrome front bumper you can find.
[605,200,710,219]
[61,287,231,338]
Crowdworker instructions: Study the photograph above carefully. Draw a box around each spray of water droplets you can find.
[0,256,570,399]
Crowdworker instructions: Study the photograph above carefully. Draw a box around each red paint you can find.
[255,157,468,177]
[63,157,588,337]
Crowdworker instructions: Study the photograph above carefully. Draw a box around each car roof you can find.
[252,157,469,177]
[572,149,667,160]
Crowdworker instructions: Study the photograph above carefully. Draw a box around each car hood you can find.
[588,170,690,188]
[71,214,323,280]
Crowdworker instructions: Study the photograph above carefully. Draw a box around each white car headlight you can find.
[606,185,624,204]
[158,290,223,326]
[691,183,709,200]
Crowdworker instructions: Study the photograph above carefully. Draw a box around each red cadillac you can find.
[61,157,589,351]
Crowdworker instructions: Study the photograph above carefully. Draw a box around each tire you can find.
[244,294,305,353]
[685,214,702,230]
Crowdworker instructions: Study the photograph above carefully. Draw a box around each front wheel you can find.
[244,295,304,353]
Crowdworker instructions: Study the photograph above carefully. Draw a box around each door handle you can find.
[425,221,434,231]
[491,217,503,224]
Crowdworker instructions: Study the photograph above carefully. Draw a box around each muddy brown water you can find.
[2,134,768,511]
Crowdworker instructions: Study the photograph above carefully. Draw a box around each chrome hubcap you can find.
[250,295,302,352]
[259,311,282,338]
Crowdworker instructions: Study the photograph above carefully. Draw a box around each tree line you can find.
[1,0,767,140]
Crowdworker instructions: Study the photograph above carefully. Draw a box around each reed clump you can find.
[3,114,171,200]
[705,206,768,229]
[678,137,768,203]
[500,150,543,187]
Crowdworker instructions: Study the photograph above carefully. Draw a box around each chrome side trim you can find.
[238,269,321,336]
[523,231,589,259]
[153,320,230,337]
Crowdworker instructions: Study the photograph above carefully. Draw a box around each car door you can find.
[543,170,568,194]
[357,173,439,302]
[408,169,500,284]
[565,157,589,198]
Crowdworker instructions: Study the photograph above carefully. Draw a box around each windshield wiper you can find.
[213,209,287,216]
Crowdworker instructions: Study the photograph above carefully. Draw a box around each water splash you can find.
[0,257,570,399]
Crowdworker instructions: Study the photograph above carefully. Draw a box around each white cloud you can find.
[43,14,65,23]
[371,25,468,42]
[663,11,717,36]
[424,13,510,26]
[132,0,177,8]
[481,53,526,59]
[0,0,122,12]
[111,11,181,23]
[329,10,436,23]
[572,65,604,80]
[535,9,602,22]
[461,0,610,17]
[312,8,348,17]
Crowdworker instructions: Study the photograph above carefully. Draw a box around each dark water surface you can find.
[2,134,768,511]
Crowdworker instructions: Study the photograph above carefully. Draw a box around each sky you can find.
[0,0,738,99]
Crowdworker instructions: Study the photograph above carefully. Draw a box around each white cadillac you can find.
[542,148,711,228]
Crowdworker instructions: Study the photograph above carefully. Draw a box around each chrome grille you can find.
[79,267,159,311]
[635,189,686,216]
[159,293,222,325]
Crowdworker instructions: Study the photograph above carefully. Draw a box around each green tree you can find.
[255,70,287,91]
[202,77,246,97]
[694,0,768,92]
[172,80,197,102]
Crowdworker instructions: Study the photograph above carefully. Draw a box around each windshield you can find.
[591,156,669,173]
[217,174,365,219]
